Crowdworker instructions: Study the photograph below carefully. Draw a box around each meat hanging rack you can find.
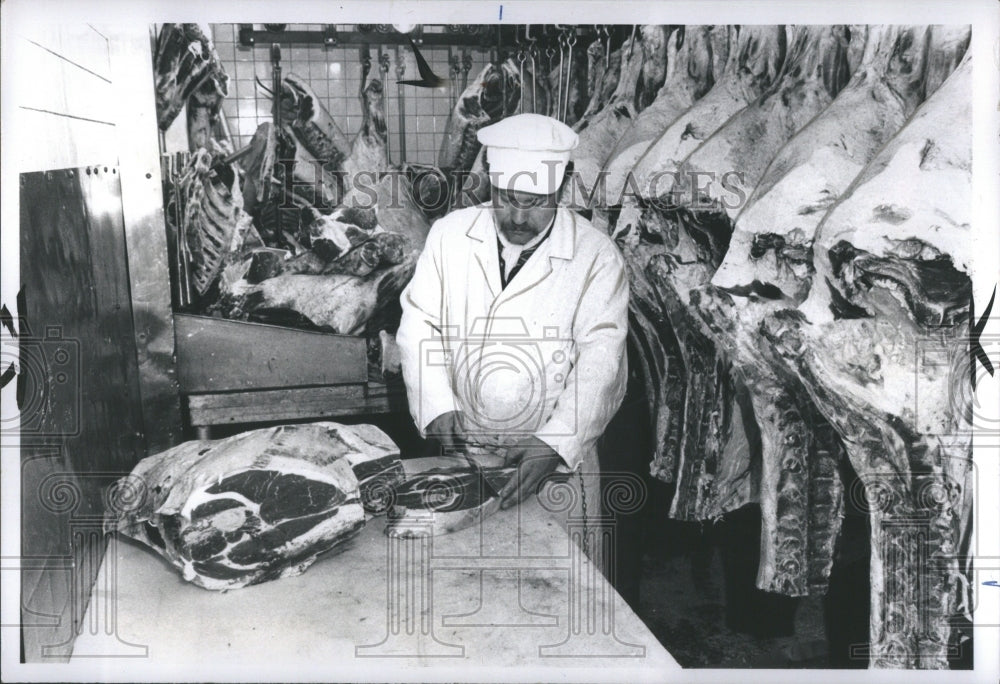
[237,24,624,50]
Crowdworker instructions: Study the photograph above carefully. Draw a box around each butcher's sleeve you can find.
[396,221,458,436]
[534,245,629,471]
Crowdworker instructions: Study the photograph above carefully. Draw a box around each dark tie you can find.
[496,223,554,289]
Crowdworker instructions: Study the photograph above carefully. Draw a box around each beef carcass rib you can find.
[175,149,254,296]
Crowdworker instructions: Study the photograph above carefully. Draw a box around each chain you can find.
[578,469,589,558]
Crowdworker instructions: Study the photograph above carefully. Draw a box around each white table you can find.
[71,485,680,681]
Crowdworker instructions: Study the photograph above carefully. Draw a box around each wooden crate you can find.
[174,313,368,392]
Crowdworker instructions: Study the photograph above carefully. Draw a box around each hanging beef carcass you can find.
[439,59,538,209]
[621,23,860,595]
[437,60,521,175]
[187,77,231,155]
[602,26,731,209]
[240,120,342,242]
[280,73,352,169]
[759,52,973,668]
[341,78,390,204]
[610,25,861,595]
[617,22,852,494]
[154,23,228,131]
[106,423,405,591]
[628,25,786,198]
[686,26,969,597]
[641,24,858,551]
[578,38,624,123]
[173,149,255,297]
[570,26,670,200]
[676,25,854,214]
[611,25,786,486]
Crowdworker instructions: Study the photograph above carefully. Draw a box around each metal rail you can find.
[237,24,608,49]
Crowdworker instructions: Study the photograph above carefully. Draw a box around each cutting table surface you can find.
[71,489,680,680]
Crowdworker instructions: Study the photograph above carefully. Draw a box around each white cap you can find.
[477,113,579,195]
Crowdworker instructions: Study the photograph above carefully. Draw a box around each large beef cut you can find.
[763,52,973,668]
[601,26,730,208]
[437,59,524,175]
[628,25,786,197]
[173,149,255,296]
[571,26,670,199]
[153,23,228,131]
[106,423,405,591]
[385,458,517,538]
[281,73,352,168]
[341,78,390,204]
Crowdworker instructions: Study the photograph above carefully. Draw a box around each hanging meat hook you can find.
[563,31,576,122]
[378,48,391,163]
[394,43,407,163]
[546,43,557,119]
[556,31,568,122]
[525,25,538,113]
[448,47,459,104]
[359,44,372,99]
[627,24,638,62]
[516,44,527,115]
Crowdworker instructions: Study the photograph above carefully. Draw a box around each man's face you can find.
[490,187,557,245]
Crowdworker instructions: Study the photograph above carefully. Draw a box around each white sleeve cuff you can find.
[534,417,581,471]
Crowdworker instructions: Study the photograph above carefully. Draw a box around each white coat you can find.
[396,203,629,473]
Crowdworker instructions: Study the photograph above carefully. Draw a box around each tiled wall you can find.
[212,24,492,166]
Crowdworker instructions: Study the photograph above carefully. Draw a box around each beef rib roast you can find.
[106,422,404,590]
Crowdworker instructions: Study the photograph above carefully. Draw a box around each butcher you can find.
[396,113,629,572]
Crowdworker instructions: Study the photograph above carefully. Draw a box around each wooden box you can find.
[174,313,368,392]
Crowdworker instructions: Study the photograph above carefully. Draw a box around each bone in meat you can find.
[341,78,389,204]
[571,26,670,198]
[764,53,973,668]
[178,150,255,296]
[437,60,521,175]
[106,422,405,590]
[281,73,352,166]
[602,26,731,207]
[154,23,228,131]
[629,26,787,198]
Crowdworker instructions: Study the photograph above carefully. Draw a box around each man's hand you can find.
[425,410,468,454]
[499,436,564,510]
